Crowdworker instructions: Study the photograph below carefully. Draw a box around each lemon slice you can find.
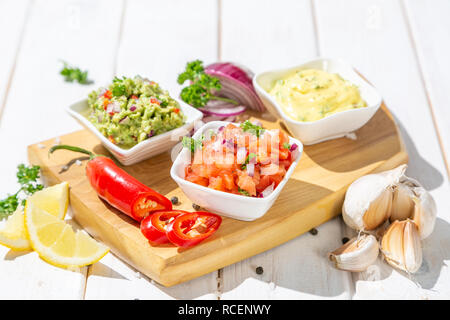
[0,208,31,251]
[27,182,69,219]
[24,201,109,268]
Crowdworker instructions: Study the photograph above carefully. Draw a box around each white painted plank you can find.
[84,253,218,300]
[84,0,220,299]
[404,0,450,174]
[115,0,219,95]
[314,0,450,299]
[220,0,353,300]
[0,0,29,119]
[0,0,123,299]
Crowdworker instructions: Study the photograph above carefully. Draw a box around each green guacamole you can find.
[87,76,186,149]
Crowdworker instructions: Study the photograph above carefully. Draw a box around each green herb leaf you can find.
[60,61,91,84]
[182,136,204,153]
[240,120,264,138]
[177,60,238,108]
[0,164,43,220]
[241,153,257,170]
[283,142,291,149]
[238,188,250,197]
[0,194,19,219]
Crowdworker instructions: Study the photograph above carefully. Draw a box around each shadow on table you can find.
[413,217,450,290]
[394,115,444,191]
[4,249,31,260]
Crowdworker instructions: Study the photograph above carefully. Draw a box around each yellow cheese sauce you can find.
[269,69,367,122]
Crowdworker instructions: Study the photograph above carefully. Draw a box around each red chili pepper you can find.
[103,99,110,110]
[173,108,180,114]
[166,211,222,247]
[140,210,187,244]
[104,90,112,99]
[131,95,139,100]
[49,145,172,222]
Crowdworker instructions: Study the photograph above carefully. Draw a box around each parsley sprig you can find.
[0,164,44,220]
[182,135,205,153]
[177,60,238,108]
[60,61,92,84]
[240,120,265,138]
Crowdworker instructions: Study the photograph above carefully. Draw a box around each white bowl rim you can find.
[253,57,382,126]
[66,97,203,156]
[170,120,303,202]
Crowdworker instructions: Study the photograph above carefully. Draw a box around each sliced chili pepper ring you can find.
[166,211,222,248]
[140,210,187,244]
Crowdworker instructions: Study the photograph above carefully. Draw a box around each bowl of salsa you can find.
[170,120,303,221]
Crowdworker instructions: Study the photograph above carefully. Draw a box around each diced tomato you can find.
[150,98,160,105]
[183,121,294,198]
[220,172,235,190]
[174,108,180,114]
[103,99,110,110]
[108,135,116,144]
[256,175,272,193]
[279,148,290,160]
[131,95,139,100]
[237,174,256,196]
[208,176,225,191]
[104,90,112,99]
[186,173,209,187]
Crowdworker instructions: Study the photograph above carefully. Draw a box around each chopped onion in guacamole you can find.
[87,76,186,149]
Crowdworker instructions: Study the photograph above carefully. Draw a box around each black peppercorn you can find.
[309,228,318,235]
[342,237,350,244]
[171,196,179,205]
[255,266,264,275]
[192,203,201,210]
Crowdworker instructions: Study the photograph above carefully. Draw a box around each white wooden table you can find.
[1,0,449,300]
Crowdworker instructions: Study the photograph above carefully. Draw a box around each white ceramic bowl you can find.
[170,121,303,221]
[67,98,203,165]
[253,58,382,145]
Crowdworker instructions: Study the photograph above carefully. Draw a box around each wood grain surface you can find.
[28,104,407,286]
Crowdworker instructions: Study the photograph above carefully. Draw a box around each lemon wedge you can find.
[27,182,69,219]
[24,200,109,268]
[0,208,31,251]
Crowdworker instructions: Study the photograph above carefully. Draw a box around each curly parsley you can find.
[60,61,92,84]
[182,135,205,153]
[240,120,265,138]
[177,60,238,108]
[0,164,43,220]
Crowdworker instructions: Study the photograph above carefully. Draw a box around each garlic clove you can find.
[381,220,422,273]
[403,219,423,273]
[390,184,415,222]
[342,165,406,231]
[411,187,437,239]
[363,188,392,230]
[328,234,379,272]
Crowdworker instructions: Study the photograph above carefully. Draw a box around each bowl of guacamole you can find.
[67,76,203,165]
[87,76,186,149]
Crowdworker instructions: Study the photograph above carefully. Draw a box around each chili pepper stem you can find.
[48,144,98,160]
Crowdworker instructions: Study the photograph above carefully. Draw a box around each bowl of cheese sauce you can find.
[253,58,382,145]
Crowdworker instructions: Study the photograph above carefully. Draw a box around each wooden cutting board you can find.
[28,103,407,287]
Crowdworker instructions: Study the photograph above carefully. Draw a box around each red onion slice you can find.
[246,163,255,177]
[205,62,265,112]
[260,183,275,198]
[236,147,247,164]
[200,105,246,117]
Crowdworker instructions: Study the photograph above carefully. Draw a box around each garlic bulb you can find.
[329,234,379,272]
[381,219,422,273]
[342,165,406,231]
